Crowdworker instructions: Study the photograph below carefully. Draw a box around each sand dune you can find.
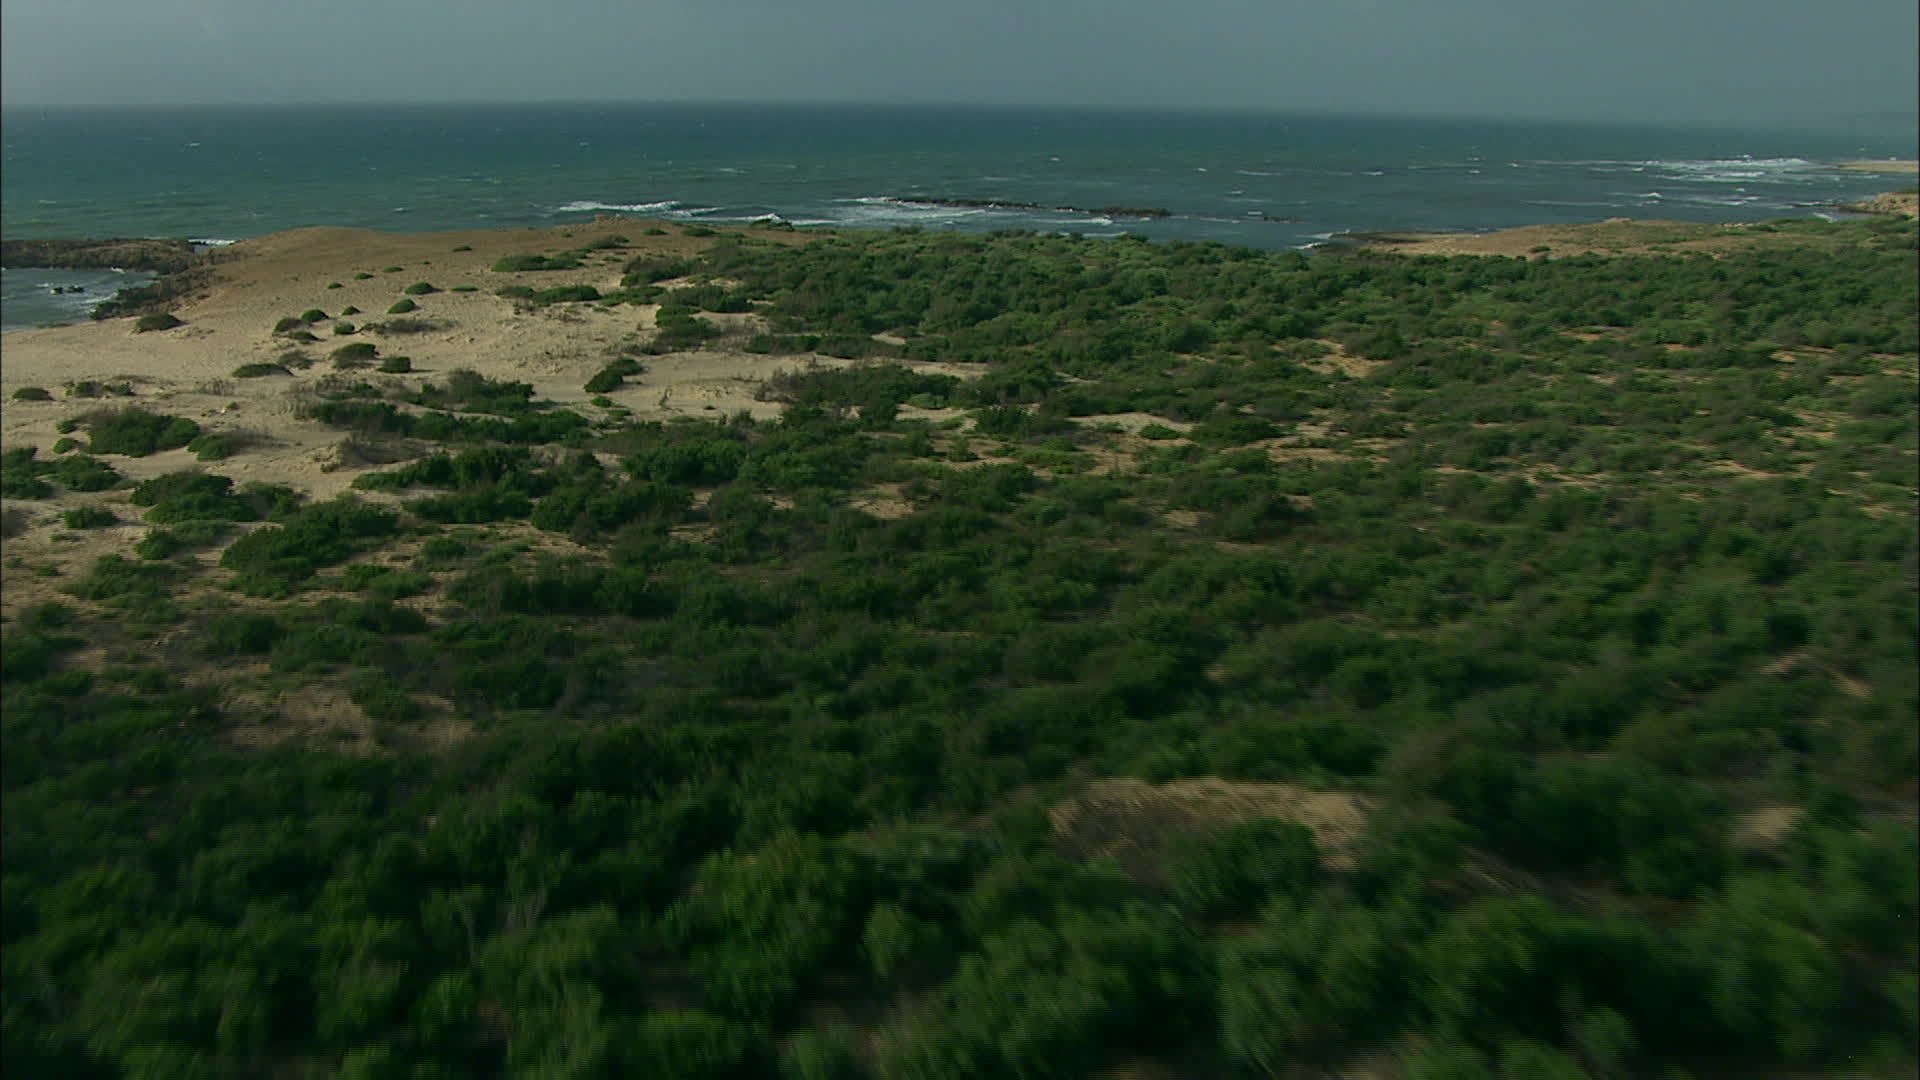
[0,219,907,570]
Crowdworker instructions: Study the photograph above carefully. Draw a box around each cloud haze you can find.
[3,0,1915,132]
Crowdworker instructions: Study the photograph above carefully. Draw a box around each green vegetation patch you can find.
[3,217,1916,1080]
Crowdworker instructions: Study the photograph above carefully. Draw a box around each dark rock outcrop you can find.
[0,237,201,274]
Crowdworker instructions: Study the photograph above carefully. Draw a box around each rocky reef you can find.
[0,237,202,274]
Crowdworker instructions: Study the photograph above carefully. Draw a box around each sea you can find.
[3,103,1913,330]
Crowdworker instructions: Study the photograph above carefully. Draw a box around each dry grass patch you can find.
[1050,776,1373,882]
[1733,805,1807,852]
[849,483,914,520]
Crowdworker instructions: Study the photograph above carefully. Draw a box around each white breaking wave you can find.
[554,199,677,214]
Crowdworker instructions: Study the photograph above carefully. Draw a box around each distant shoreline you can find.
[1833,159,1920,174]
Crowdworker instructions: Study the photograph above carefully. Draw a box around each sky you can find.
[3,0,1916,133]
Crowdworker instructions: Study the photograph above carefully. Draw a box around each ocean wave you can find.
[188,238,237,247]
[554,199,677,214]
[1559,156,1829,185]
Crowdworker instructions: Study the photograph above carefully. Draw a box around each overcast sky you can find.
[3,0,1915,132]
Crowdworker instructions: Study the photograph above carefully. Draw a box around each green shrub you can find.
[533,284,601,304]
[48,454,121,491]
[326,281,343,289]
[496,285,536,299]
[61,506,116,529]
[81,407,201,457]
[273,316,304,333]
[621,256,695,284]
[387,298,417,315]
[451,284,478,292]
[381,266,403,273]
[403,281,438,296]
[300,309,329,324]
[286,329,321,344]
[333,321,357,336]
[584,366,627,394]
[340,305,361,316]
[682,225,718,237]
[452,244,473,252]
[51,438,79,454]
[1,447,54,498]
[348,671,423,724]
[134,528,185,560]
[1165,820,1322,920]
[187,432,247,462]
[134,312,183,332]
[492,253,584,272]
[330,342,379,369]
[12,387,53,401]
[234,362,291,378]
[378,356,413,374]
[1190,411,1281,447]
[199,612,283,655]
[367,317,441,335]
[353,271,374,280]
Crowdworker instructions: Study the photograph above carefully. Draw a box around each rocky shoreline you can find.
[892,196,1173,218]
[0,237,204,274]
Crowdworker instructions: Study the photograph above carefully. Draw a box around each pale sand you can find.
[0,219,966,577]
[1835,159,1920,174]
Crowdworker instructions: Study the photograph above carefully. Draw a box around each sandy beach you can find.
[0,219,924,503]
[1835,159,1920,173]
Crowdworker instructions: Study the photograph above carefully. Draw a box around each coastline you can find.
[1336,188,1917,257]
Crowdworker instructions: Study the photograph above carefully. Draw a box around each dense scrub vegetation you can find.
[3,218,1916,1079]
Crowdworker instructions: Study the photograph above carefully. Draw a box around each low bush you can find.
[584,366,627,394]
[48,454,121,491]
[534,284,601,304]
[331,342,380,369]
[378,356,413,374]
[1,447,53,498]
[133,528,184,560]
[387,298,418,315]
[353,271,374,280]
[286,329,321,343]
[326,281,343,289]
[61,506,116,529]
[451,284,478,292]
[12,387,52,401]
[300,309,329,324]
[220,496,400,594]
[51,438,79,454]
[403,282,438,296]
[234,362,292,378]
[381,265,403,273]
[621,256,694,285]
[493,254,582,272]
[452,244,473,252]
[81,407,201,457]
[367,318,443,335]
[333,321,357,336]
[273,316,304,333]
[497,285,536,299]
[349,671,423,725]
[134,313,183,332]
[187,432,252,462]
[340,305,361,316]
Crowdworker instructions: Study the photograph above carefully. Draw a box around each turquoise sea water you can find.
[3,104,1912,329]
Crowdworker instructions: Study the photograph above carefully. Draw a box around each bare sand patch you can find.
[1733,805,1806,851]
[1350,213,1908,257]
[1835,160,1920,174]
[1050,776,1373,881]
